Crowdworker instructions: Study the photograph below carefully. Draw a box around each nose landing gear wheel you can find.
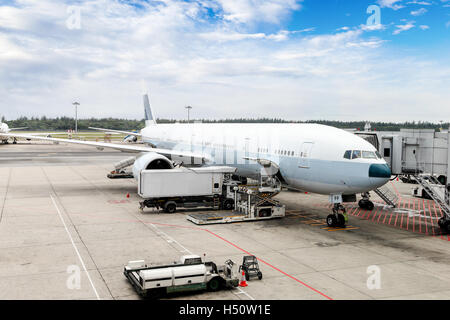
[337,214,346,228]
[328,203,347,228]
[359,199,374,211]
[327,214,337,227]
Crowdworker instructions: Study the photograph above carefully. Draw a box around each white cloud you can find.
[211,0,302,24]
[377,0,405,10]
[407,1,432,5]
[419,24,430,29]
[393,21,415,34]
[411,7,428,15]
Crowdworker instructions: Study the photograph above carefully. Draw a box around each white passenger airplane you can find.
[0,122,28,144]
[3,94,391,227]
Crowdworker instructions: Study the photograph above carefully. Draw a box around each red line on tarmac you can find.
[371,205,381,221]
[387,211,394,225]
[427,200,434,236]
[394,199,402,227]
[204,229,333,300]
[422,199,428,235]
[406,198,411,231]
[418,199,422,233]
[377,208,384,223]
[357,208,366,217]
[432,202,444,240]
[390,180,401,199]
[350,207,359,216]
[360,208,370,219]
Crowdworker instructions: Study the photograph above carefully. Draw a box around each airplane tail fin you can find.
[143,93,156,126]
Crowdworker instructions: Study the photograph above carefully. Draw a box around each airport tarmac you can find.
[1,142,450,300]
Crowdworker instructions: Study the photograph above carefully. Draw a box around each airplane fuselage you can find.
[140,123,391,196]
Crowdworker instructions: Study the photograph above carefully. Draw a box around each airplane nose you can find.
[369,163,391,178]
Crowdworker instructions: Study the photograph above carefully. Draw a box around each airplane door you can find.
[299,142,314,168]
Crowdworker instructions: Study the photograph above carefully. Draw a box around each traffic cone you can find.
[396,177,399,182]
[126,193,130,198]
[239,271,248,287]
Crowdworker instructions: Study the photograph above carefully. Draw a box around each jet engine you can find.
[132,152,174,179]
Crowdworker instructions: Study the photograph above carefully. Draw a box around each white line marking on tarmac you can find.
[50,194,100,300]
[235,287,255,300]
[149,223,192,254]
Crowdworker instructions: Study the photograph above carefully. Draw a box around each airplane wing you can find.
[9,127,28,131]
[88,127,142,137]
[1,133,206,162]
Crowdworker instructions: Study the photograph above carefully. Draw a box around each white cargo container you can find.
[138,166,237,213]
[139,166,235,198]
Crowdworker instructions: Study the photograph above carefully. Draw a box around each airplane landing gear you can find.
[359,192,374,210]
[12,138,17,144]
[327,204,347,228]
[438,217,450,233]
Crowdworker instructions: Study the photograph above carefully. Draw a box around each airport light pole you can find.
[73,102,80,134]
[185,106,192,123]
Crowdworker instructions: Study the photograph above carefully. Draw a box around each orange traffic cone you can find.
[126,193,130,198]
[239,271,248,287]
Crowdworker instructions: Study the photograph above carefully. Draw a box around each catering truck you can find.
[138,166,238,213]
[123,255,239,298]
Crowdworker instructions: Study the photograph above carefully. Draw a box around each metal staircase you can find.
[374,185,398,207]
[413,175,450,220]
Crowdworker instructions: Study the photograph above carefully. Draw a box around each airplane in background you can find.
[3,93,392,227]
[87,94,152,143]
[88,127,141,143]
[0,122,28,144]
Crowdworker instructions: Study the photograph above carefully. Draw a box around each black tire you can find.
[439,218,450,234]
[422,190,431,200]
[222,199,234,210]
[165,203,176,214]
[245,273,250,281]
[337,214,346,228]
[358,199,366,209]
[257,272,263,280]
[326,214,337,227]
[207,277,221,291]
[366,201,374,211]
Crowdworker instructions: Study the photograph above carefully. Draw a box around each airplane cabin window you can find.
[343,150,351,159]
[352,150,361,159]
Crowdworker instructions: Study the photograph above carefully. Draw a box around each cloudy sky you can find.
[0,0,449,121]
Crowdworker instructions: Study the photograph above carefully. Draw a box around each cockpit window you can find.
[343,150,352,159]
[362,151,377,159]
[351,150,361,159]
[375,151,382,159]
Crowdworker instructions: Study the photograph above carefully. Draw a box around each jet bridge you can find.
[354,127,450,232]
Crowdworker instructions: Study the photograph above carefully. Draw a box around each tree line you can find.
[2,116,448,132]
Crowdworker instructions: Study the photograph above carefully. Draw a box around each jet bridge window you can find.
[351,150,361,159]
[343,150,352,159]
